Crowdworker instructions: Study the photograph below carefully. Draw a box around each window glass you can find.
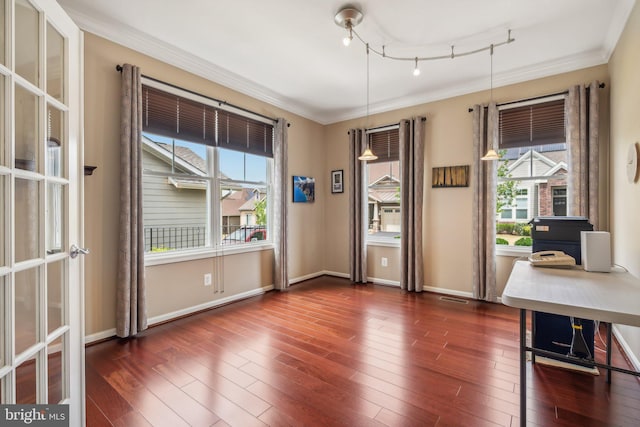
[46,22,65,102]
[15,85,40,172]
[15,267,39,355]
[0,74,4,166]
[141,81,273,255]
[15,0,39,86]
[495,97,568,248]
[367,160,401,240]
[15,178,40,262]
[0,0,5,65]
[142,134,209,253]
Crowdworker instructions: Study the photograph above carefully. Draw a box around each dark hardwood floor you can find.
[85,276,640,426]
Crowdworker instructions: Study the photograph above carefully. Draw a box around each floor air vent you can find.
[439,296,469,304]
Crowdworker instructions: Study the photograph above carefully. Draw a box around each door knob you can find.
[70,244,90,259]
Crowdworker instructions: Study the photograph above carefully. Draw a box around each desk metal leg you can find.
[606,322,612,384]
[520,309,527,427]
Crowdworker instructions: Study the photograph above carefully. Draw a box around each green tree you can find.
[254,197,267,225]
[496,150,518,215]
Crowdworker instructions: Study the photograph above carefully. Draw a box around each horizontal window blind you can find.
[218,109,273,157]
[142,84,274,157]
[499,98,565,149]
[368,127,399,164]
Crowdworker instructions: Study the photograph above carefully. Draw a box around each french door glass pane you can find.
[46,183,64,255]
[0,275,4,369]
[47,259,64,333]
[48,335,64,403]
[47,105,64,177]
[15,84,40,172]
[0,74,5,166]
[16,356,38,404]
[0,0,5,65]
[15,178,40,262]
[15,0,40,86]
[46,23,64,102]
[15,267,39,355]
[0,175,4,266]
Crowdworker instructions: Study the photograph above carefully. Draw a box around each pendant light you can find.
[358,44,378,161]
[481,44,499,161]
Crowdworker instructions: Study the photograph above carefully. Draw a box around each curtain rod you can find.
[467,82,606,112]
[348,117,427,134]
[115,64,289,127]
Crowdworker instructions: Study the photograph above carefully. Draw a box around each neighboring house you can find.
[142,135,264,251]
[367,162,401,233]
[221,188,264,234]
[498,145,568,223]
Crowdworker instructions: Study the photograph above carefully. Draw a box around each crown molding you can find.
[63,5,625,126]
[62,7,323,123]
[321,48,610,124]
[601,0,636,61]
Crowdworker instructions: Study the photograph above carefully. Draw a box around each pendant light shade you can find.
[481,149,499,161]
[358,146,378,161]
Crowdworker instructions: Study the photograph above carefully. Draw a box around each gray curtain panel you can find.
[471,103,498,302]
[399,117,426,292]
[117,64,147,337]
[567,81,600,229]
[349,129,368,283]
[273,119,289,290]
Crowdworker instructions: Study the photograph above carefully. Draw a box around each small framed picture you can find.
[292,175,315,203]
[331,169,344,194]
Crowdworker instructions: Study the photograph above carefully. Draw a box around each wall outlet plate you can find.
[381,257,388,267]
[204,273,212,286]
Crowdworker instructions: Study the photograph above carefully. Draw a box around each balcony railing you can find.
[144,226,206,252]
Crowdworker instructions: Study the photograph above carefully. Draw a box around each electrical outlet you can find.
[204,273,212,286]
[381,257,388,267]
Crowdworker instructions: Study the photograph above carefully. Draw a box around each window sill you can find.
[496,245,532,257]
[367,238,401,248]
[144,242,273,266]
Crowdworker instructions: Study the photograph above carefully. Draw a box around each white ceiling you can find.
[57,0,635,124]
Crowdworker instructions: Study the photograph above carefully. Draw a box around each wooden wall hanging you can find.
[431,165,469,188]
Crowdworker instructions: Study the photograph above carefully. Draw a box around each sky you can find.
[145,133,267,182]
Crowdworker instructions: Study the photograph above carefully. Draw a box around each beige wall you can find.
[609,0,640,365]
[324,66,610,294]
[83,33,325,337]
[83,28,618,341]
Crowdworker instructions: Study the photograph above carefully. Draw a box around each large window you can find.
[496,95,568,248]
[366,126,401,242]
[141,81,273,254]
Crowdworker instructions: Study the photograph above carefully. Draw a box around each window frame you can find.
[140,79,275,265]
[364,125,401,247]
[495,94,568,256]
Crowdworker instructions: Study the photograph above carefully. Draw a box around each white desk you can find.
[503,261,640,427]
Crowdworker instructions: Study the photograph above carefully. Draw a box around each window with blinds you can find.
[499,98,565,149]
[365,125,401,242]
[367,127,399,164]
[495,95,568,250]
[142,84,274,157]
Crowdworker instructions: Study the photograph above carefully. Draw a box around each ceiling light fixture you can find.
[334,6,514,77]
[413,57,421,77]
[358,43,378,161]
[481,44,500,161]
[334,7,363,48]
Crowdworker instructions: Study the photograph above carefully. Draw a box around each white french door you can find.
[1,0,84,425]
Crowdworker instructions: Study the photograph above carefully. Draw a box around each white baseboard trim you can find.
[422,285,474,299]
[369,277,400,287]
[148,285,274,326]
[84,285,274,345]
[288,271,327,285]
[323,270,350,279]
[612,325,640,371]
[84,328,116,345]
